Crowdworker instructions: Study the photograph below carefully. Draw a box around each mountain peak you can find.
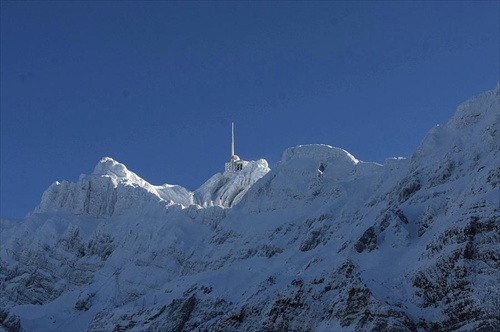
[282,144,359,165]
[92,157,130,178]
[194,159,270,207]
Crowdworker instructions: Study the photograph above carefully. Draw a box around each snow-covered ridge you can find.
[94,157,193,204]
[411,83,499,179]
[34,156,271,217]
[34,157,194,217]
[1,83,499,332]
[282,144,359,165]
[239,143,385,212]
[92,157,133,178]
[447,81,500,131]
[194,159,270,207]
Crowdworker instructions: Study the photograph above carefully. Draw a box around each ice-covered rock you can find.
[240,144,383,212]
[34,157,193,217]
[413,83,499,170]
[194,159,270,207]
[34,157,271,216]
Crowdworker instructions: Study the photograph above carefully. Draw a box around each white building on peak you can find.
[225,122,248,172]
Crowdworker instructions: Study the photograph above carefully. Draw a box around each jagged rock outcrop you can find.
[34,157,194,217]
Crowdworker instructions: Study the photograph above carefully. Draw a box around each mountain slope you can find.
[1,83,499,332]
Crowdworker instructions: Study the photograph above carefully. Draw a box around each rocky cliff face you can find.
[1,84,499,331]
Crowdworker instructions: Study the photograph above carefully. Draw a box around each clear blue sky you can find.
[1,1,499,219]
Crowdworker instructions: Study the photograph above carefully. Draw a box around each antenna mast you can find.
[231,122,235,158]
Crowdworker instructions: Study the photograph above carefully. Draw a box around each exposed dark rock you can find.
[87,232,115,260]
[398,179,421,203]
[75,292,96,311]
[394,209,409,224]
[299,228,323,252]
[0,308,23,332]
[167,295,196,332]
[355,226,377,253]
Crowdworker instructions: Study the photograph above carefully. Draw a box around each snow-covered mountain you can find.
[1,83,499,332]
[34,157,194,216]
[194,159,270,208]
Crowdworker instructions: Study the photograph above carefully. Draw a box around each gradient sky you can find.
[1,1,499,219]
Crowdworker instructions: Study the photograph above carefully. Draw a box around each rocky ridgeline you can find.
[0,83,499,331]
